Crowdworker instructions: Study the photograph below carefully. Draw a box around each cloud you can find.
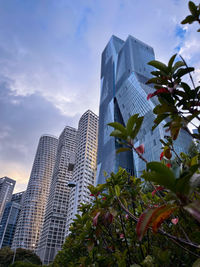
[0,0,199,191]
[0,78,80,191]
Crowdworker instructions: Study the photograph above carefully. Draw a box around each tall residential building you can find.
[97,35,192,184]
[65,110,98,236]
[36,127,77,265]
[12,135,58,251]
[0,177,16,221]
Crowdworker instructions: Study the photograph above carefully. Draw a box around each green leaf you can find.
[168,54,177,70]
[181,15,195,24]
[153,114,169,128]
[154,104,176,115]
[146,77,162,85]
[181,82,191,95]
[174,67,194,78]
[191,155,199,166]
[151,71,161,77]
[116,147,132,154]
[190,173,200,192]
[114,185,120,197]
[108,122,127,135]
[184,200,200,223]
[131,116,144,139]
[126,114,138,136]
[110,130,127,139]
[176,164,199,194]
[142,162,176,191]
[172,61,185,73]
[189,1,198,16]
[148,60,169,74]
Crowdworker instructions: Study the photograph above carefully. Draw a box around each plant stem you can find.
[119,213,132,265]
[179,55,196,90]
[117,197,200,250]
[128,142,148,164]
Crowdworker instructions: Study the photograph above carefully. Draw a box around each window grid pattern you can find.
[12,135,58,251]
[36,127,77,265]
[65,110,98,236]
[97,35,192,184]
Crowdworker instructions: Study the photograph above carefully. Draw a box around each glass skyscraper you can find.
[97,35,192,184]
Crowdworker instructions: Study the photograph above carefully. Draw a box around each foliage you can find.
[188,140,200,158]
[0,247,13,267]
[0,247,42,267]
[53,2,200,266]
[9,261,41,267]
[181,1,200,32]
[53,167,200,266]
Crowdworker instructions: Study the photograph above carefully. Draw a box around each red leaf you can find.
[160,151,164,161]
[152,186,164,196]
[171,218,179,225]
[147,93,154,100]
[136,208,156,241]
[102,196,107,201]
[152,206,176,233]
[135,144,145,154]
[166,163,172,168]
[147,88,169,100]
[93,212,101,226]
[136,205,177,240]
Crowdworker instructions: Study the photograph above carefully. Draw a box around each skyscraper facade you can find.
[37,127,77,265]
[11,191,25,205]
[0,202,21,248]
[12,135,58,251]
[0,177,16,221]
[0,191,25,248]
[65,110,98,236]
[97,35,192,184]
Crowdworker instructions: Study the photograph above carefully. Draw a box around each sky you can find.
[0,0,200,193]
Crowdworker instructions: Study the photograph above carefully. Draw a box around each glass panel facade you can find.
[97,35,192,184]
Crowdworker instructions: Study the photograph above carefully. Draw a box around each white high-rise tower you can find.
[65,110,98,236]
[36,127,77,265]
[12,135,58,250]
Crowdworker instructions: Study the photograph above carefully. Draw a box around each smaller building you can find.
[0,177,16,222]
[0,201,21,248]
